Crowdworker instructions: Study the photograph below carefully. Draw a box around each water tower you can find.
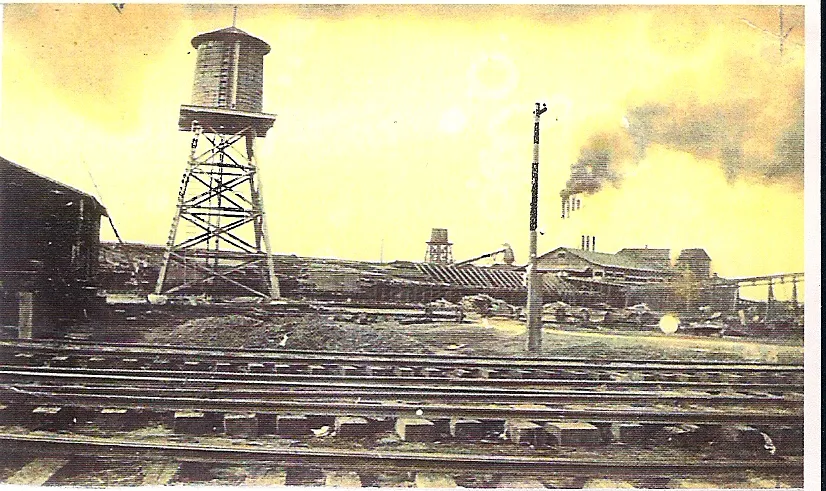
[154,24,279,300]
[425,228,453,265]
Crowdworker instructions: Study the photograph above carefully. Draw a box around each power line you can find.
[82,159,124,244]
[741,7,801,56]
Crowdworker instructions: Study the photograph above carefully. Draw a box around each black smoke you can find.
[560,133,627,199]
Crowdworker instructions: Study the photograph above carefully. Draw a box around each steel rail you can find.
[3,352,802,386]
[0,388,802,424]
[4,382,799,408]
[0,433,803,476]
[0,339,802,371]
[0,366,804,394]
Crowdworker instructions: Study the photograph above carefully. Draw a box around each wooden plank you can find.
[415,472,458,488]
[141,461,180,485]
[325,471,362,487]
[243,468,286,486]
[5,458,68,485]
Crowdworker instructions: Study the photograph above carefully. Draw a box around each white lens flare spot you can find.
[658,314,680,334]
[439,108,468,134]
[467,53,518,99]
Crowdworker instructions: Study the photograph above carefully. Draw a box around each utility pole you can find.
[527,102,547,353]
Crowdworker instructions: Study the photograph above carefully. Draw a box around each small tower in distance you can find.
[154,22,279,300]
[425,228,453,265]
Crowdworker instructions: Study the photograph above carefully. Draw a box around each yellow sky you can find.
[0,4,807,299]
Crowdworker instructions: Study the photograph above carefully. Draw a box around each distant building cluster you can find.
[536,246,712,282]
[536,245,735,312]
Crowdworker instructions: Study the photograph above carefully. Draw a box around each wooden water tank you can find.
[189,26,271,114]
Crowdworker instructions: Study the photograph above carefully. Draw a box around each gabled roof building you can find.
[536,247,675,283]
[534,244,734,312]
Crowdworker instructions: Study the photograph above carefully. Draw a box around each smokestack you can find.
[576,198,581,210]
[570,196,575,213]
[581,235,585,250]
[586,236,591,251]
[592,236,596,251]
[561,197,566,219]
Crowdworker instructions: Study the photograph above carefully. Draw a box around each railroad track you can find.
[3,380,800,408]
[0,365,802,393]
[0,364,802,400]
[0,340,803,386]
[0,341,804,486]
[0,366,802,425]
[0,432,802,478]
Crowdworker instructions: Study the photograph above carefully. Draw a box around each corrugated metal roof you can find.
[543,274,577,295]
[616,248,672,268]
[416,263,525,290]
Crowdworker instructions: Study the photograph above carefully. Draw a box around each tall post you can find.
[527,102,547,353]
[791,278,798,312]
[779,6,784,57]
[765,279,775,320]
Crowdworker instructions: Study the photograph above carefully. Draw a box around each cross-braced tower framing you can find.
[155,26,280,300]
[425,228,453,265]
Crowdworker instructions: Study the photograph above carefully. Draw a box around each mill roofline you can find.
[537,246,669,273]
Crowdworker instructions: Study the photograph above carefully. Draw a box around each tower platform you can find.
[179,105,276,137]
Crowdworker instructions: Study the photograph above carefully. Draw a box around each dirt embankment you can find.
[136,313,431,353]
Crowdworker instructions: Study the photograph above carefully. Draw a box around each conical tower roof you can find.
[190,26,270,54]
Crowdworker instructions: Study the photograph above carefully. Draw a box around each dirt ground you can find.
[83,307,804,364]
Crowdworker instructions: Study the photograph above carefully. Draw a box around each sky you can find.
[0,4,810,300]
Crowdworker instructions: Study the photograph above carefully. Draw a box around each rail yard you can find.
[0,4,812,489]
[0,302,806,487]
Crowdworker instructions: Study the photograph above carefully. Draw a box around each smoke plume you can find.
[560,132,630,199]
[625,91,804,188]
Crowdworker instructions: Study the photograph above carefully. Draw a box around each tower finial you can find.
[232,5,238,27]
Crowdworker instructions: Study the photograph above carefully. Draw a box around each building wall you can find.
[0,159,105,335]
[676,257,711,278]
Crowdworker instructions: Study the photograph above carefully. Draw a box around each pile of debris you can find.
[540,301,657,329]
[604,303,658,327]
[460,294,519,318]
